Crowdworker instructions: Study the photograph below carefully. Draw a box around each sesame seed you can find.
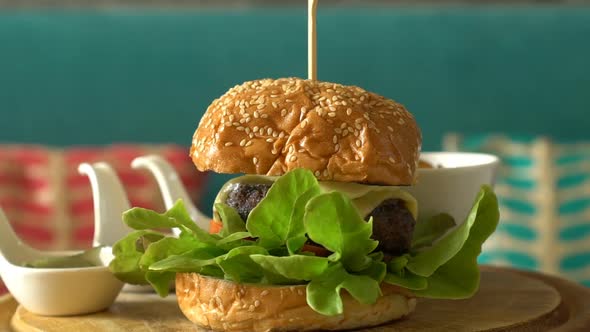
[355,118,363,123]
[259,128,264,135]
[239,139,246,147]
[314,170,320,177]
[267,128,273,135]
[272,131,278,138]
[279,132,285,139]
[301,120,308,128]
[261,290,269,296]
[346,108,352,115]
[389,157,396,163]
[249,305,255,312]
[335,128,342,134]
[257,104,265,110]
[333,135,338,144]
[253,126,259,132]
[254,111,260,118]
[398,118,405,125]
[253,157,258,164]
[271,149,278,154]
[388,126,394,132]
[239,118,246,124]
[246,140,253,147]
[272,102,278,108]
[266,138,274,143]
[328,112,336,117]
[245,128,251,134]
[298,148,305,153]
[301,106,307,114]
[334,144,340,151]
[323,169,329,176]
[254,300,261,307]
[342,129,349,136]
[225,142,233,147]
[290,155,297,162]
[355,123,362,130]
[281,109,288,117]
[356,139,362,147]
[261,113,269,119]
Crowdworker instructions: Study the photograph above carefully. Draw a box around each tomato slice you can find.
[301,244,331,257]
[209,220,223,234]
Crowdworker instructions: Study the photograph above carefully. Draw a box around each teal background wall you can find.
[1,7,589,210]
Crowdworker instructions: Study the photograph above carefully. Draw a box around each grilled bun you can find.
[176,273,416,332]
[191,78,421,185]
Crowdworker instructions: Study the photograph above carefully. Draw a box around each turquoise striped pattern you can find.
[445,135,590,286]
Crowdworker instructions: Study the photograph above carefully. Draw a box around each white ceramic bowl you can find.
[405,152,500,224]
[0,247,123,316]
[0,207,124,316]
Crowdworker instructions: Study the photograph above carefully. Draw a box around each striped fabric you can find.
[0,144,208,296]
[444,134,590,287]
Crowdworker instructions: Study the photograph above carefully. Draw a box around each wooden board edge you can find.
[482,266,590,332]
[0,295,18,332]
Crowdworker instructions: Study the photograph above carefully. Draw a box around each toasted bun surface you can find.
[191,78,421,185]
[176,273,416,332]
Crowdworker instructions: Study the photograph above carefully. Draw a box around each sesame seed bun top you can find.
[191,78,422,185]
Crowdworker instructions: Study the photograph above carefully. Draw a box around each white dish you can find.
[406,152,500,223]
[0,209,123,316]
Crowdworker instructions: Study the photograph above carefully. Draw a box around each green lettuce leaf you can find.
[148,246,226,272]
[109,230,165,284]
[216,246,268,283]
[136,233,205,296]
[247,169,320,248]
[250,255,329,281]
[145,271,175,297]
[286,187,322,254]
[215,203,247,237]
[412,213,456,250]
[304,192,378,271]
[406,186,496,277]
[123,200,220,244]
[413,185,499,298]
[384,270,428,290]
[306,263,381,316]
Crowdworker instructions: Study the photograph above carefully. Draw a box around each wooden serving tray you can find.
[3,267,590,332]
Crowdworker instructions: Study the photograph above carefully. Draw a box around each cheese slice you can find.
[214,175,418,220]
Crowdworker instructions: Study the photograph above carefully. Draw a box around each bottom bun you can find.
[176,273,416,332]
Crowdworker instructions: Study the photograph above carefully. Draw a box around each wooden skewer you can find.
[308,0,318,81]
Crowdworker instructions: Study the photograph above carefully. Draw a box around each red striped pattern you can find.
[0,144,208,250]
[0,279,7,296]
[0,175,49,190]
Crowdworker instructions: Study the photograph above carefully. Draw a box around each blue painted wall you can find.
[1,7,589,209]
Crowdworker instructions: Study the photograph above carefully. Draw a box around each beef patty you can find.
[225,183,272,222]
[224,183,415,255]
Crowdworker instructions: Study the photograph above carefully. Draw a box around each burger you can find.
[110,78,499,331]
